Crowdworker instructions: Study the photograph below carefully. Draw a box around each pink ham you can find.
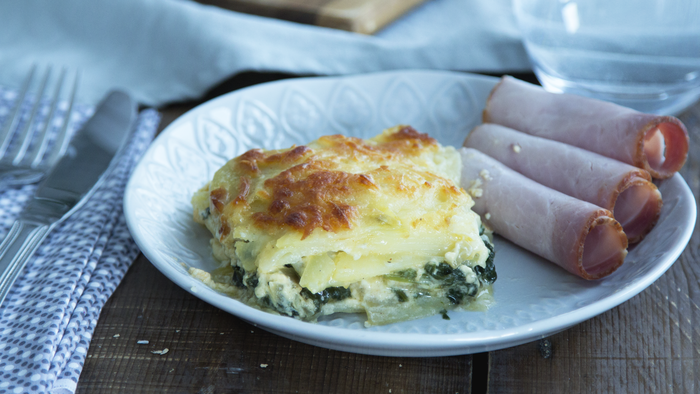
[464,124,663,243]
[460,147,628,280]
[482,76,689,179]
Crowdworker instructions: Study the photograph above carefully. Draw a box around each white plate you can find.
[124,70,696,357]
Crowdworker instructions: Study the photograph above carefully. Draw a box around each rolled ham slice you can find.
[460,147,628,280]
[482,76,689,179]
[464,124,663,243]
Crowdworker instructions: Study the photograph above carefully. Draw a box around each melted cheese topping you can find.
[191,126,492,325]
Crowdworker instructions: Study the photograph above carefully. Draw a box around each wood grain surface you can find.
[194,0,427,34]
[75,73,700,393]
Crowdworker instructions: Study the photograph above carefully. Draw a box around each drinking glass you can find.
[513,0,700,115]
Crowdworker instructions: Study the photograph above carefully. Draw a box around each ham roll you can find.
[482,76,689,179]
[460,147,628,280]
[464,124,663,243]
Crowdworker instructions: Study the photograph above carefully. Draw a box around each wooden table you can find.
[75,72,700,393]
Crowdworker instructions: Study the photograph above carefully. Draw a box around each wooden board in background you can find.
[194,0,428,34]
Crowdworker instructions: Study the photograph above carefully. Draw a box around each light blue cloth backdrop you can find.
[0,0,529,106]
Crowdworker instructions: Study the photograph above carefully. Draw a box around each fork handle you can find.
[0,219,51,306]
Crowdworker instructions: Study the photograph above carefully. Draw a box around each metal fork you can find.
[0,65,79,186]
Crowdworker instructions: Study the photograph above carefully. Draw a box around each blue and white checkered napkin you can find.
[0,88,159,393]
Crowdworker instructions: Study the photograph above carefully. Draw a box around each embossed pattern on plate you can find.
[124,70,696,357]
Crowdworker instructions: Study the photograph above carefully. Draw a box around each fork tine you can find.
[9,66,52,165]
[0,65,36,158]
[27,67,67,168]
[43,70,78,168]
